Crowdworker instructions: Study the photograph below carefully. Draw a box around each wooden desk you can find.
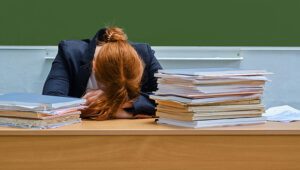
[0,119,300,170]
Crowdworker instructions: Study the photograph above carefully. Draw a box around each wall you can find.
[1,0,300,46]
[0,46,299,109]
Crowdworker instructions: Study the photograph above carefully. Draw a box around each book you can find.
[157,99,261,108]
[158,78,266,86]
[0,93,86,111]
[0,107,84,119]
[157,117,266,128]
[156,111,262,121]
[157,84,263,94]
[157,104,264,112]
[154,91,263,99]
[150,94,261,105]
[156,74,268,84]
[0,112,81,129]
[158,68,271,77]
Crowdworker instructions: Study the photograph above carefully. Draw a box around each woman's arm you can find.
[42,41,70,96]
[130,44,162,116]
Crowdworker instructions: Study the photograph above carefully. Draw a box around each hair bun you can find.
[105,27,128,42]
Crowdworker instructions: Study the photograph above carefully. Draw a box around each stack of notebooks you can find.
[0,93,86,129]
[151,68,271,128]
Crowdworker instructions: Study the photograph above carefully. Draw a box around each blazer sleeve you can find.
[129,45,162,116]
[42,42,70,96]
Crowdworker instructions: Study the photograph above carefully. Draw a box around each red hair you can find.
[81,27,144,120]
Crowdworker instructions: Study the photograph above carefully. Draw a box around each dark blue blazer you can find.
[42,28,162,115]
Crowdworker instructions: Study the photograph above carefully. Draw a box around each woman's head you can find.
[82,27,144,120]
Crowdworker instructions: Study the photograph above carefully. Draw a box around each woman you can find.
[43,27,162,120]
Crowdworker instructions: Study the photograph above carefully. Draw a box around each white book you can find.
[0,93,86,111]
[157,117,266,128]
[150,94,261,105]
[154,90,262,99]
[157,84,263,94]
[158,68,271,78]
[0,114,81,129]
[155,73,269,82]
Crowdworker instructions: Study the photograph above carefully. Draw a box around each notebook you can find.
[0,93,86,111]
[157,117,266,128]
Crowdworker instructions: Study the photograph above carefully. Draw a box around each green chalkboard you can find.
[1,0,300,46]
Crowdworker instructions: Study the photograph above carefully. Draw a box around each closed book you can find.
[158,68,271,77]
[157,117,266,128]
[151,94,261,105]
[155,90,263,98]
[156,110,263,121]
[157,104,264,112]
[157,84,264,94]
[0,112,81,129]
[156,99,261,109]
[0,93,86,111]
[157,77,267,86]
[0,108,83,119]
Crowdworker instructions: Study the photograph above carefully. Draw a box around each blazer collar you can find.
[80,27,107,66]
[76,28,107,97]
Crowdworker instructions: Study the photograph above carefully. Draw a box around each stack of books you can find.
[0,93,86,129]
[151,68,271,128]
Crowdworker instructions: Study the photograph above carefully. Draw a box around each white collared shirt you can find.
[86,73,99,93]
[86,46,101,92]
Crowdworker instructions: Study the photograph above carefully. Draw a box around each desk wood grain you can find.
[0,119,300,135]
[0,119,300,170]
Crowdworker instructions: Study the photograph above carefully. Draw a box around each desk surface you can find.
[0,119,300,136]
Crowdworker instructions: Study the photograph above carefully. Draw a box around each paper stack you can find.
[151,68,271,128]
[0,93,86,129]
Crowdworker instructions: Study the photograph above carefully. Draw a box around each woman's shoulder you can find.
[130,42,155,64]
[130,42,151,52]
[57,39,90,59]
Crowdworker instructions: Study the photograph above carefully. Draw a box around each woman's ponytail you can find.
[81,27,144,120]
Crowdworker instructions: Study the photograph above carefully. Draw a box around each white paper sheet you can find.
[263,105,300,122]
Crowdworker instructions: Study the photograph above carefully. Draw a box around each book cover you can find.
[157,117,266,128]
[0,93,86,111]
